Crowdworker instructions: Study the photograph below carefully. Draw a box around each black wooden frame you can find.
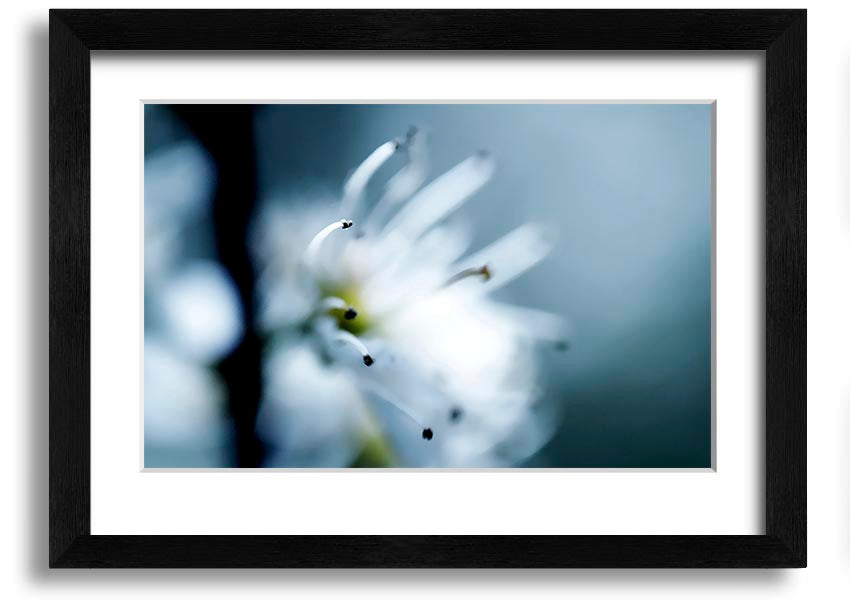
[49,9,806,568]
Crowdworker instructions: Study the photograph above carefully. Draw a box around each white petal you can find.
[382,152,494,241]
[412,222,474,268]
[455,223,551,294]
[382,128,429,202]
[483,303,572,342]
[360,381,429,434]
[339,140,399,218]
[364,127,429,233]
[360,223,472,313]
[304,219,354,271]
[144,141,216,281]
[144,337,231,467]
[255,276,315,330]
[360,382,448,468]
[257,344,366,468]
[159,261,245,364]
[385,293,522,392]
[144,141,215,229]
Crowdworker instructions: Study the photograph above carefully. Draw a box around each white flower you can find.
[144,135,242,467]
[158,261,244,364]
[252,128,567,467]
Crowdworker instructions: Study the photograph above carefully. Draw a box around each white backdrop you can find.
[1,0,837,598]
[90,56,757,536]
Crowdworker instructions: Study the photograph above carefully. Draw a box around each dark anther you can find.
[363,354,374,367]
[449,407,463,423]
[344,307,358,320]
[421,428,434,441]
[341,220,353,229]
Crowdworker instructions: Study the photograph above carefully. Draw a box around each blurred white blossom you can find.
[144,132,240,467]
[252,129,567,467]
[159,261,244,364]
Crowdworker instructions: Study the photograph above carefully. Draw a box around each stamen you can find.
[334,330,374,366]
[452,224,550,295]
[364,126,428,234]
[339,140,401,218]
[444,264,491,287]
[320,296,358,320]
[362,383,434,442]
[304,219,353,267]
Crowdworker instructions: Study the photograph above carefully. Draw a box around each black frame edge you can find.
[764,10,806,568]
[51,8,801,51]
[51,535,794,569]
[48,9,806,568]
[49,10,91,567]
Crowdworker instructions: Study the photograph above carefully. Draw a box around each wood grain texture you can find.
[48,9,806,568]
[765,12,807,567]
[52,9,799,50]
[48,12,91,567]
[51,535,795,569]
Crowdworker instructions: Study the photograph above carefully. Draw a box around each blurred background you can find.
[144,102,712,469]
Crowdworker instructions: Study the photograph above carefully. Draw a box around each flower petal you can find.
[144,337,232,467]
[364,127,429,234]
[382,152,494,241]
[159,261,245,364]
[257,343,366,467]
[455,223,551,294]
[339,140,399,218]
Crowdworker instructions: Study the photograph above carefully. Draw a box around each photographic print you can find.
[143,102,712,469]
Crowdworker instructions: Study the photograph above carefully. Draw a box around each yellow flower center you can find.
[319,283,374,336]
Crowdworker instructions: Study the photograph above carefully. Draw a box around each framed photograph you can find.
[50,9,806,567]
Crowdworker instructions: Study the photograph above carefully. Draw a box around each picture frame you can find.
[49,9,806,568]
